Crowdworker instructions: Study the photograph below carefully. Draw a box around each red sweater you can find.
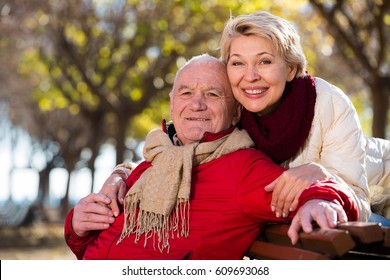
[64,147,358,260]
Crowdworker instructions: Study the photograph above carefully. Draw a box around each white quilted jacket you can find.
[365,137,390,219]
[282,77,371,221]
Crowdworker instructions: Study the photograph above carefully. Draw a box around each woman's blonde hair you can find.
[220,11,307,78]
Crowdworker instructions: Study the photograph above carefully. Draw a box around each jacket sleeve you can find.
[238,152,358,222]
[64,208,99,260]
[63,161,152,260]
[309,78,370,221]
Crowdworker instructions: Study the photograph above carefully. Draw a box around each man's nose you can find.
[190,93,207,110]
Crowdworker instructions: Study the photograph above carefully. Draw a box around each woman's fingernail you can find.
[276,212,281,218]
[271,206,275,212]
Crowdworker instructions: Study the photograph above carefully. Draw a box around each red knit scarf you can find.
[239,74,317,164]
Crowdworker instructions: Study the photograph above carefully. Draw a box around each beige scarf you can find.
[118,127,254,252]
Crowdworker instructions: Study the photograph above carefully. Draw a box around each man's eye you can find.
[208,92,219,97]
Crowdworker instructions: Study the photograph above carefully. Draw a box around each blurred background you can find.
[0,0,389,259]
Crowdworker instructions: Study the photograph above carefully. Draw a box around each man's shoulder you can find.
[125,161,152,185]
[221,148,273,164]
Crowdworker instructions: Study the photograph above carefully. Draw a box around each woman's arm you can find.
[268,78,370,221]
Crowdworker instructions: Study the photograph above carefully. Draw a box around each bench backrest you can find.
[246,222,390,260]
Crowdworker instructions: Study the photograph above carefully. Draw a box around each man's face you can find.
[170,60,240,145]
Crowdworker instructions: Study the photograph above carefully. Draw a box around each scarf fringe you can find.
[117,128,253,253]
[117,194,190,253]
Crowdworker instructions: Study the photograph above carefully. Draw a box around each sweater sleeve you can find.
[236,151,358,222]
[298,180,359,221]
[63,208,99,260]
[63,161,152,260]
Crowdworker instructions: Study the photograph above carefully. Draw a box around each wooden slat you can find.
[262,224,293,245]
[262,224,355,257]
[246,222,390,260]
[298,228,355,256]
[337,222,383,243]
[383,227,390,247]
[247,240,329,260]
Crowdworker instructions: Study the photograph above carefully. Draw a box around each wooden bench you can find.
[246,222,390,260]
[0,200,35,228]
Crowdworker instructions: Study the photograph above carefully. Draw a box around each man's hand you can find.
[265,163,334,218]
[98,173,127,217]
[287,199,348,245]
[72,193,116,237]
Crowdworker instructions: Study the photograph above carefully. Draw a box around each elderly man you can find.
[64,54,357,260]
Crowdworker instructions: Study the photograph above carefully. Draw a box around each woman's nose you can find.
[244,66,260,82]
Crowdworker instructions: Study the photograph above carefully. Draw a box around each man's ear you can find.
[169,91,174,115]
[232,103,242,126]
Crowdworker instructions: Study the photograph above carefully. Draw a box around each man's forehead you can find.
[176,66,226,88]
[180,60,224,75]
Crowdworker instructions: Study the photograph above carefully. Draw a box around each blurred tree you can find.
[307,0,390,138]
[0,0,92,216]
[3,0,387,220]
[3,0,300,217]
[1,0,388,223]
[26,0,231,168]
[14,0,305,165]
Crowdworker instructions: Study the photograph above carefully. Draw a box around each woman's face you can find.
[226,35,297,115]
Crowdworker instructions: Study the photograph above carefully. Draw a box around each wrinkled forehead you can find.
[174,62,231,95]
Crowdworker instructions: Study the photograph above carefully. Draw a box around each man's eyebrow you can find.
[177,85,193,91]
[204,86,224,93]
[176,85,224,93]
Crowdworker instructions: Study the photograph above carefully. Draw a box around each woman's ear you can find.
[287,65,298,82]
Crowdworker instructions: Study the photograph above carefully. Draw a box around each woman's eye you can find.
[260,59,271,65]
[231,61,243,66]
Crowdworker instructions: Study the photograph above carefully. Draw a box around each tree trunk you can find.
[115,115,130,165]
[36,163,52,207]
[60,158,77,219]
[60,170,72,218]
[371,81,389,138]
[88,149,98,193]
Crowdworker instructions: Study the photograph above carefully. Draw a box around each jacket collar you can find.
[162,120,236,144]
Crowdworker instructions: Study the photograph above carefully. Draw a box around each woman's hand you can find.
[98,173,127,217]
[72,193,115,237]
[265,163,335,218]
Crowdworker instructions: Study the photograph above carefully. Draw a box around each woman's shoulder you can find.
[313,77,356,111]
[307,77,362,148]
[314,77,349,100]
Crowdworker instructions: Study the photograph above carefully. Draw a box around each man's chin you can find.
[179,130,207,145]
